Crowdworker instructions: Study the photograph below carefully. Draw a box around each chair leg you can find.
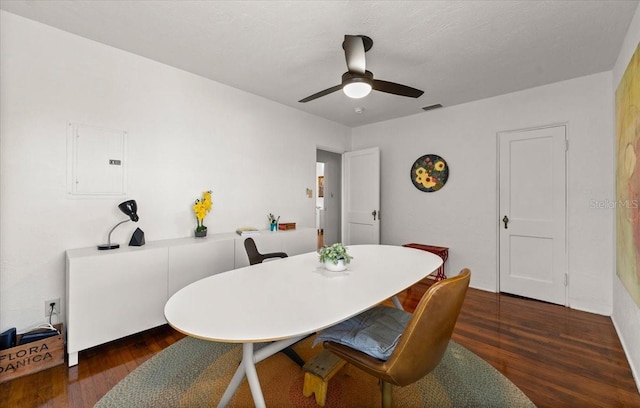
[282,346,305,367]
[380,381,393,408]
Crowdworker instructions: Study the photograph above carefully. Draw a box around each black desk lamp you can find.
[97,200,139,250]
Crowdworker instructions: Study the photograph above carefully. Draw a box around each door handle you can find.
[372,210,377,221]
[502,215,509,229]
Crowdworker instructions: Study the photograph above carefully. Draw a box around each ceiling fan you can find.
[299,35,424,103]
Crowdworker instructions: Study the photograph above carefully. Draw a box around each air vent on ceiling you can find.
[421,104,443,111]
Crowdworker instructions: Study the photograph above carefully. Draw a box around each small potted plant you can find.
[318,243,353,272]
[193,190,212,237]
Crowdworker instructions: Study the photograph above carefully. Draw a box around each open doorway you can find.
[316,149,342,248]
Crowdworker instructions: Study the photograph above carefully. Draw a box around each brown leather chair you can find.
[244,237,288,265]
[323,268,471,408]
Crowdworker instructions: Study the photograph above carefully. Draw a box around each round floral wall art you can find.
[410,154,449,192]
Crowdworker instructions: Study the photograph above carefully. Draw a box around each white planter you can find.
[324,259,347,272]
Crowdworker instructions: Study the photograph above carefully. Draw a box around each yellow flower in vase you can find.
[203,191,212,211]
[193,190,212,236]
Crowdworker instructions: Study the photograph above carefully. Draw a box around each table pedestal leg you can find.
[217,357,246,408]
[217,335,306,408]
[243,343,266,408]
[391,295,404,310]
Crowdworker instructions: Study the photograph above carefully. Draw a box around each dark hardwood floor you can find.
[1,279,638,407]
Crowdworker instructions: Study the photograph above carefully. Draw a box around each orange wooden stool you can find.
[303,349,346,406]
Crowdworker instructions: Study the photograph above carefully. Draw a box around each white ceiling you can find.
[1,0,638,127]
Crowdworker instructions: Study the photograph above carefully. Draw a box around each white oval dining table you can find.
[164,244,443,408]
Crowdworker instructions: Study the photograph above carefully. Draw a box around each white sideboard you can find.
[65,227,316,366]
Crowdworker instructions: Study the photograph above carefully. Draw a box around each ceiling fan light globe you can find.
[343,82,372,99]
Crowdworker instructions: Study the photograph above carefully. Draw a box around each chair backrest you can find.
[243,237,288,265]
[244,237,263,265]
[383,268,470,386]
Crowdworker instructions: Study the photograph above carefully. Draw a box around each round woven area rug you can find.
[96,336,535,407]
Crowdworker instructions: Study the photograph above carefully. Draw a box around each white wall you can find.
[0,11,351,331]
[611,2,640,391]
[352,72,614,315]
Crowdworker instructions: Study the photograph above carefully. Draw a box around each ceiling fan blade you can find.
[298,84,342,103]
[343,35,366,74]
[372,79,424,98]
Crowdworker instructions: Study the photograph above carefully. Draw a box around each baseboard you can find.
[612,315,640,394]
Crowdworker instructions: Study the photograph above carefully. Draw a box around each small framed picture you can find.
[318,176,324,197]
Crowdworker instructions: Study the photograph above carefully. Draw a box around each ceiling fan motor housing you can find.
[342,70,373,86]
[342,70,374,98]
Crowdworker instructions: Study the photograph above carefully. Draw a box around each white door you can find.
[499,125,567,305]
[343,147,380,245]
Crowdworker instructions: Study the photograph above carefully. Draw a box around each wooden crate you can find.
[0,323,64,383]
[278,222,296,230]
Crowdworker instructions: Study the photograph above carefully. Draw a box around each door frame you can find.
[316,145,345,246]
[495,123,570,306]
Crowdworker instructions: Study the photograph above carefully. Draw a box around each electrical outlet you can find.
[45,298,60,317]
